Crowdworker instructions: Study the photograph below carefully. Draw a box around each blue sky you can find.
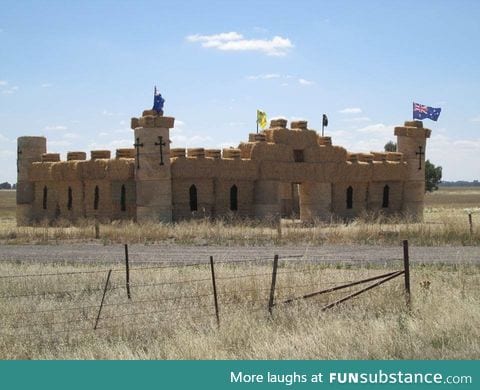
[1,0,479,183]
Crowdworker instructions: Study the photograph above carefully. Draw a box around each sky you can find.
[1,0,479,183]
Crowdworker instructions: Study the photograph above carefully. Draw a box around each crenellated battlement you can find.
[17,107,431,225]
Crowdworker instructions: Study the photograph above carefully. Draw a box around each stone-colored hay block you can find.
[91,150,111,160]
[188,148,205,158]
[106,158,135,181]
[290,120,308,130]
[386,152,403,162]
[30,162,54,181]
[372,152,387,161]
[171,148,186,158]
[80,159,108,180]
[348,153,359,162]
[269,118,288,128]
[116,148,135,159]
[222,148,241,159]
[51,161,83,181]
[67,151,87,161]
[249,133,267,142]
[318,136,332,146]
[42,153,60,162]
[264,128,318,150]
[205,149,221,159]
[358,153,374,163]
[404,120,423,128]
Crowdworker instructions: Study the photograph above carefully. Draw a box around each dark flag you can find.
[413,102,441,121]
[153,86,165,114]
[322,114,329,127]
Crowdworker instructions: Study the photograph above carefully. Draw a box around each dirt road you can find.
[0,243,478,266]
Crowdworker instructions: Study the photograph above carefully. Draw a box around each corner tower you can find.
[16,136,47,225]
[131,109,175,223]
[394,120,431,220]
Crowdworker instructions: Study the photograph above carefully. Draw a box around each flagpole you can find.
[256,120,259,134]
[322,122,324,137]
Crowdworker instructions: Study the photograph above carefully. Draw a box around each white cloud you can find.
[44,125,67,131]
[41,83,52,88]
[186,32,293,56]
[356,123,393,134]
[63,133,80,140]
[339,107,362,114]
[298,78,314,86]
[341,116,372,123]
[470,116,480,123]
[0,82,19,94]
[246,73,281,80]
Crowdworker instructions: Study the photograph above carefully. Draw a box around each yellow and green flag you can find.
[256,109,267,130]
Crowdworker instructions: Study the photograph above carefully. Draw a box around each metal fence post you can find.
[402,240,411,309]
[209,255,220,327]
[124,244,131,299]
[268,254,279,315]
[94,269,112,330]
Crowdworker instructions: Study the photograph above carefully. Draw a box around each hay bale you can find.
[222,148,241,159]
[67,151,87,161]
[269,118,287,128]
[131,117,140,129]
[51,161,83,181]
[205,149,221,159]
[107,158,135,180]
[371,152,387,162]
[347,153,359,162]
[42,153,60,162]
[290,120,308,130]
[116,148,135,159]
[171,148,186,158]
[387,152,403,162]
[358,153,374,163]
[187,148,205,158]
[142,109,158,117]
[404,120,423,128]
[29,162,53,181]
[91,150,111,160]
[80,159,108,180]
[318,136,332,146]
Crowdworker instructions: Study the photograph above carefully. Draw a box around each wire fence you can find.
[0,243,415,339]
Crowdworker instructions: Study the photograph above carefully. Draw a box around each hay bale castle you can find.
[16,107,431,225]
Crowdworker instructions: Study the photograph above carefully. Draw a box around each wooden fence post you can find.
[209,256,220,327]
[124,244,131,300]
[94,269,112,330]
[402,240,411,309]
[268,254,279,315]
[468,213,473,236]
[94,221,100,239]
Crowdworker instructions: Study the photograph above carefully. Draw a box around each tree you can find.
[425,160,442,192]
[384,141,397,152]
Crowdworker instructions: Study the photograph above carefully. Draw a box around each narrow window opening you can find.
[382,185,390,208]
[230,185,238,211]
[293,149,304,162]
[121,185,126,212]
[94,186,99,210]
[67,187,73,210]
[42,186,48,210]
[189,185,198,212]
[346,186,353,209]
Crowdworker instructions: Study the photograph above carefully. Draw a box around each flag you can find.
[257,109,267,129]
[413,102,441,121]
[153,86,165,113]
[322,114,328,127]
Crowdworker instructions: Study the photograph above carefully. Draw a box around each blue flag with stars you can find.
[153,86,165,114]
[413,102,441,121]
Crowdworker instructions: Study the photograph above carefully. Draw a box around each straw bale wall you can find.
[332,182,369,219]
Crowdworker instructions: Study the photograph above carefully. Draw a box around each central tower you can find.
[131,108,175,223]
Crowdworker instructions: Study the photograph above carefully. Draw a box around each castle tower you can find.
[16,136,47,225]
[131,109,175,223]
[394,120,431,220]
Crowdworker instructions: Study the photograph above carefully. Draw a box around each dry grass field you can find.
[0,259,479,359]
[0,187,478,360]
[0,187,478,246]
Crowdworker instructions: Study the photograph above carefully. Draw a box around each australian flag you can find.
[153,86,165,114]
[413,102,441,121]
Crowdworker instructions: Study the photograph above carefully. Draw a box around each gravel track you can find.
[0,243,478,266]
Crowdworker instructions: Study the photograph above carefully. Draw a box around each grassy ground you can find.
[0,187,478,246]
[0,259,478,359]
